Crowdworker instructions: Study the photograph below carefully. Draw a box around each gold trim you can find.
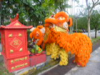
[15,66,18,68]
[10,37,22,48]
[20,48,23,52]
[17,65,20,68]
[25,63,28,66]
[19,58,23,60]
[14,63,27,69]
[21,58,24,60]
[9,34,13,37]
[10,50,14,53]
[19,33,22,37]
[13,40,19,45]
[11,60,14,63]
[14,23,21,26]
[22,64,25,67]
[24,57,27,60]
[15,59,19,62]
[20,64,23,67]
[11,67,15,70]
[20,58,24,60]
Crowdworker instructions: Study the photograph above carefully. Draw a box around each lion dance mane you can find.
[30,25,45,46]
[44,11,92,67]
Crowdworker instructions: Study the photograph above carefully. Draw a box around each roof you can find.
[0,14,32,29]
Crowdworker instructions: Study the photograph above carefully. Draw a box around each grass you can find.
[30,60,59,75]
[0,61,14,75]
[92,37,100,43]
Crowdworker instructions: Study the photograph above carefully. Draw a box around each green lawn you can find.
[92,37,100,43]
[0,56,13,75]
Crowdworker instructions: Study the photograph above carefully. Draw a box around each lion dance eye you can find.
[59,17,65,20]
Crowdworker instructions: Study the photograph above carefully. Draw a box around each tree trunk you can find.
[0,1,4,25]
[1,15,4,25]
[87,16,91,39]
[76,19,77,32]
[0,2,1,25]
[95,29,97,38]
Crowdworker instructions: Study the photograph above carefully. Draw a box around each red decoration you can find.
[0,14,32,72]
[4,56,30,72]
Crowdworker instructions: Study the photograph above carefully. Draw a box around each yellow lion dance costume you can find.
[44,12,92,67]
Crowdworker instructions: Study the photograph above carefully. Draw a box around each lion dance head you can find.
[30,25,45,46]
[45,11,73,32]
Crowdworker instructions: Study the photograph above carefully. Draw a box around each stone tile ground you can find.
[65,47,100,75]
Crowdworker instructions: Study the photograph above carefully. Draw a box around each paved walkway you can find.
[38,47,100,75]
[64,47,100,75]
[83,31,100,38]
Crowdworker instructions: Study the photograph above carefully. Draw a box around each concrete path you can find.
[83,31,100,38]
[39,46,100,75]
[64,47,100,75]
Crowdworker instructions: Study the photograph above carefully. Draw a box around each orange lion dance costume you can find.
[30,25,45,46]
[44,11,92,67]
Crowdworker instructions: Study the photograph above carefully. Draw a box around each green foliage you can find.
[27,30,31,40]
[0,0,70,26]
[78,17,87,29]
[30,60,59,75]
[73,16,88,30]
[0,58,13,75]
[92,36,100,43]
[72,10,100,31]
[30,44,43,54]
[90,10,100,30]
[4,21,10,25]
[77,29,83,32]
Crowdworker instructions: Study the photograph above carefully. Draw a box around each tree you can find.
[73,8,86,32]
[54,0,70,13]
[0,0,71,26]
[0,0,5,25]
[77,16,88,30]
[69,0,84,33]
[91,10,100,38]
[85,0,100,39]
[0,1,2,25]
[42,0,70,14]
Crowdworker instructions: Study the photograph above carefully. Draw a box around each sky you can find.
[67,0,100,15]
[67,0,86,15]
